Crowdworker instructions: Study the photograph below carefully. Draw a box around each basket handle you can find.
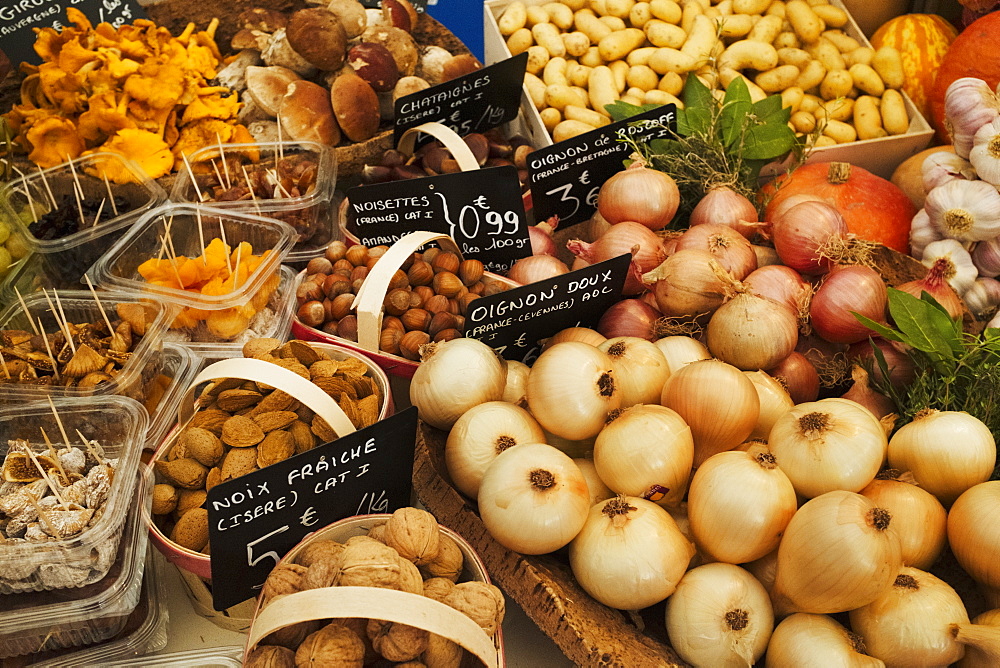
[178,358,356,437]
[246,586,498,668]
[397,122,480,172]
[350,231,463,354]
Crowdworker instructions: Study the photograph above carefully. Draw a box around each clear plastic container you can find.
[0,471,151,658]
[0,153,167,291]
[104,646,244,666]
[29,550,169,668]
[0,290,169,403]
[157,264,297,352]
[169,140,338,262]
[143,343,199,454]
[0,396,148,593]
[88,203,296,343]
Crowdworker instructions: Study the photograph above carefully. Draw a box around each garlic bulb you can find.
[665,563,774,668]
[772,491,903,615]
[924,179,1000,243]
[766,613,886,668]
[909,209,942,261]
[944,77,1000,158]
[971,116,1000,186]
[922,150,977,193]
[921,238,979,296]
[849,567,970,667]
[964,277,1000,318]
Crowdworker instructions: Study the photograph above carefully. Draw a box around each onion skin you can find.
[744,265,811,314]
[896,257,964,319]
[597,298,660,341]
[529,216,559,256]
[860,477,947,570]
[768,351,821,404]
[643,249,729,317]
[597,161,680,230]
[810,265,888,345]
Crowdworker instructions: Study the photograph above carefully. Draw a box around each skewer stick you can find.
[14,287,40,337]
[161,217,186,289]
[276,119,285,162]
[103,173,118,216]
[182,154,206,202]
[23,446,67,508]
[92,198,106,229]
[52,290,76,355]
[216,134,232,190]
[65,156,87,229]
[76,428,104,463]
[47,396,73,455]
[218,221,233,276]
[38,316,60,381]
[211,160,227,193]
[84,275,115,337]
[195,208,207,260]
[26,490,62,534]
[159,235,186,289]
[37,166,56,209]
[41,289,74,355]
[268,169,292,199]
[40,428,70,484]
[20,173,38,222]
[233,242,243,289]
[0,350,10,380]
[241,165,262,215]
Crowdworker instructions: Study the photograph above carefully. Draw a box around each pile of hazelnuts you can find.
[296,242,509,360]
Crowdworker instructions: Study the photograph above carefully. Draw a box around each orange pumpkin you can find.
[762,162,916,254]
[930,12,1000,144]
[871,14,958,122]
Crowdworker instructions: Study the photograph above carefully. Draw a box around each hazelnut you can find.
[345,244,369,267]
[457,292,480,315]
[413,285,435,305]
[432,272,463,299]
[441,54,482,82]
[407,260,434,286]
[323,276,352,299]
[349,265,369,283]
[400,308,431,332]
[307,257,334,275]
[348,42,400,92]
[463,133,490,166]
[407,290,424,309]
[382,315,405,333]
[286,8,348,71]
[325,0,367,38]
[361,26,419,77]
[296,623,365,666]
[379,328,402,355]
[279,81,341,146]
[431,251,460,275]
[388,268,410,290]
[333,258,355,274]
[325,240,347,263]
[421,247,440,264]
[330,292,355,320]
[458,259,485,286]
[428,311,457,337]
[297,301,326,328]
[424,294,449,315]
[237,8,287,32]
[245,65,301,118]
[331,73,381,142]
[337,315,359,342]
[384,288,411,317]
[399,330,430,360]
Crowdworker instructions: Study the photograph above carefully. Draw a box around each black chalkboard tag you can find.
[206,408,418,610]
[463,254,630,364]
[528,104,678,229]
[346,165,530,273]
[1,1,145,66]
[360,0,427,9]
[393,53,528,147]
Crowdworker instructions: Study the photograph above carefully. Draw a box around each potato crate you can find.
[484,0,933,179]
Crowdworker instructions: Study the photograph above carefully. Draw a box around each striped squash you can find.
[871,14,958,122]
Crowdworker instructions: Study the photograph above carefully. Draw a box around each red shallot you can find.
[896,258,964,320]
[768,351,820,404]
[810,265,887,344]
[597,298,661,341]
[529,215,559,256]
[841,365,896,420]
[744,264,812,314]
[771,200,848,275]
[567,221,666,295]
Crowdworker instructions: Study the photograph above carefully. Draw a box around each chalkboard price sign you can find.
[463,254,631,364]
[206,408,418,611]
[346,165,530,273]
[1,0,145,66]
[393,53,528,146]
[528,104,677,229]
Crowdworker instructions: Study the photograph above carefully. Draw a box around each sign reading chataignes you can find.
[528,104,678,229]
[1,0,144,66]
[206,408,417,611]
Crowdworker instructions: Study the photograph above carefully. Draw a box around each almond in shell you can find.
[250,389,298,414]
[311,415,338,443]
[190,408,231,435]
[217,388,263,411]
[288,419,317,454]
[254,410,299,432]
[171,507,209,551]
[175,488,208,517]
[222,415,266,448]
[179,427,224,467]
[155,457,208,490]
[221,446,259,481]
[257,430,296,468]
[280,339,323,366]
[205,466,222,492]
[242,337,282,359]
[151,483,178,515]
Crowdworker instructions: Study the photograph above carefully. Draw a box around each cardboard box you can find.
[484,0,933,179]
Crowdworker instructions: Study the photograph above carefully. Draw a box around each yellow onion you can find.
[654,335,711,375]
[772,491,903,615]
[409,338,507,430]
[542,326,606,350]
[954,608,1000,668]
[888,409,996,505]
[569,495,694,609]
[596,159,679,230]
[660,359,759,466]
[526,342,621,441]
[593,405,693,507]
[860,472,947,570]
[849,567,969,667]
[643,249,730,317]
[768,398,887,498]
[744,370,794,440]
[949,481,1000,606]
[766,613,886,668]
[665,563,773,668]
[597,337,671,407]
[688,443,797,564]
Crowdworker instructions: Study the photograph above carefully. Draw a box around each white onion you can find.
[598,336,671,407]
[409,338,507,430]
[766,613,887,667]
[654,336,711,375]
[745,370,794,440]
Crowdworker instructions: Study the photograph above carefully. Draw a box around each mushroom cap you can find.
[286,8,348,72]
[92,129,173,181]
[26,116,85,169]
[347,42,400,93]
[245,65,301,118]
[331,74,381,143]
[279,80,341,146]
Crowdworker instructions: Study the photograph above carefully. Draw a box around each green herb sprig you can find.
[606,75,802,227]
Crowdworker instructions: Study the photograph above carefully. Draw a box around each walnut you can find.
[396,662,429,668]
[367,619,428,662]
[295,622,365,667]
[245,644,297,667]
[444,582,505,637]
[366,521,387,543]
[337,617,379,664]
[383,507,440,566]
[301,555,342,590]
[339,539,401,589]
[263,620,322,651]
[421,578,456,604]
[420,533,463,582]
[397,555,423,595]
[261,562,307,606]
[422,633,462,668]
[295,539,344,567]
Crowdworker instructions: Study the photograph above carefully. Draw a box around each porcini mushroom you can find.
[279,81,341,146]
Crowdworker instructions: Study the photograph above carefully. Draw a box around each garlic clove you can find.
[909,209,940,261]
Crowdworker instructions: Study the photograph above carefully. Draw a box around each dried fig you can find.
[384,507,440,566]
[296,622,365,666]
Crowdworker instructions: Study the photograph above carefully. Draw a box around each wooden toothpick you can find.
[0,350,10,380]
[241,165,261,215]
[51,290,76,355]
[20,173,38,223]
[195,208,208,259]
[216,133,232,190]
[76,428,104,463]
[218,221,233,276]
[103,172,118,216]
[14,286,39,337]
[276,119,285,162]
[26,490,62,533]
[40,428,69,484]
[41,289,74,355]
[233,242,243,289]
[65,156,86,229]
[38,317,60,381]
[211,160,227,193]
[84,275,115,337]
[37,166,56,209]
[91,198,106,229]
[23,445,67,508]
[47,395,72,453]
[182,154,206,202]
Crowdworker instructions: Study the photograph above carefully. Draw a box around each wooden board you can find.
[413,420,688,668]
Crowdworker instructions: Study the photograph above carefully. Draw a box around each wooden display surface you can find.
[414,420,687,668]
